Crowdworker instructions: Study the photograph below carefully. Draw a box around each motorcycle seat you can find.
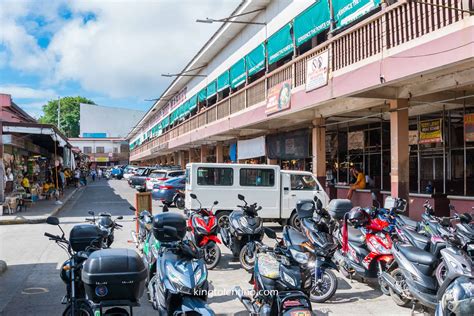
[398,244,437,267]
[284,226,308,246]
[398,215,419,229]
[348,226,365,244]
[402,227,430,251]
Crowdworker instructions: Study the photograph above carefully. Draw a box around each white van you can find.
[185,163,329,228]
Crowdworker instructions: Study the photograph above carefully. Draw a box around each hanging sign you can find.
[348,131,364,150]
[408,130,419,145]
[464,113,474,142]
[306,50,329,92]
[419,119,443,144]
[266,80,292,115]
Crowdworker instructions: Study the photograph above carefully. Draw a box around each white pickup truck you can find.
[184,163,329,228]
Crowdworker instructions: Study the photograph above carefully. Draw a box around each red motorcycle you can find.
[333,207,394,295]
[185,193,221,269]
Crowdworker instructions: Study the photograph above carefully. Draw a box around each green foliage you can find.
[38,96,95,137]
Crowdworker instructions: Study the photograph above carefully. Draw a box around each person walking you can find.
[91,168,96,182]
[98,168,103,180]
[74,168,80,187]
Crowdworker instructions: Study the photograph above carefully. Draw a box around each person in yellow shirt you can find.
[347,167,366,200]
[21,176,31,193]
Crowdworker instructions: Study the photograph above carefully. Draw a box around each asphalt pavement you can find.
[0,179,419,315]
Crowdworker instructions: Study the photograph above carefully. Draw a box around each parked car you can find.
[185,163,329,229]
[110,166,124,179]
[129,167,158,192]
[123,166,139,180]
[145,169,185,191]
[151,176,186,206]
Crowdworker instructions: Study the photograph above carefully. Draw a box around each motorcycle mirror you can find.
[88,211,94,216]
[264,227,277,239]
[237,194,245,201]
[129,206,136,212]
[257,206,262,211]
[116,216,123,220]
[46,216,59,226]
[190,193,197,199]
[213,201,218,205]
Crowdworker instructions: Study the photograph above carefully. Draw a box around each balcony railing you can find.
[131,0,469,160]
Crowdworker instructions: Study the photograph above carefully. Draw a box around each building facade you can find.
[128,0,474,218]
[70,103,144,166]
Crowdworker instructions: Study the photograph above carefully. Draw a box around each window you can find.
[186,167,190,184]
[83,146,92,154]
[168,171,184,178]
[197,167,233,186]
[113,147,118,153]
[240,168,275,187]
[96,146,105,153]
[149,172,166,179]
[291,174,318,190]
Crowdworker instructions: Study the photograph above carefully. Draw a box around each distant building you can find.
[69,103,144,166]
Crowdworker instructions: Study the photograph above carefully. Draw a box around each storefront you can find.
[267,129,311,171]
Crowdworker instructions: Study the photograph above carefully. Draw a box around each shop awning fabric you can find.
[217,71,230,92]
[294,0,331,47]
[333,0,381,29]
[198,88,207,102]
[206,80,217,99]
[230,58,246,89]
[246,43,266,76]
[267,23,294,65]
[189,94,198,111]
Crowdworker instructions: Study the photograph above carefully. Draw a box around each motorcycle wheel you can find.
[63,303,93,316]
[389,268,411,307]
[204,244,221,270]
[174,196,185,209]
[216,211,231,230]
[435,261,447,286]
[239,244,256,272]
[310,269,338,303]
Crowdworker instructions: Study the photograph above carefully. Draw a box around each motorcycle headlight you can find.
[239,217,248,227]
[367,236,392,255]
[440,277,474,315]
[290,249,309,264]
[166,263,184,288]
[281,270,296,287]
[194,266,206,285]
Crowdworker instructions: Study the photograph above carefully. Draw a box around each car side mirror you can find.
[116,216,123,220]
[46,216,59,226]
[88,211,94,216]
[213,201,218,205]
[190,193,197,199]
[238,194,245,201]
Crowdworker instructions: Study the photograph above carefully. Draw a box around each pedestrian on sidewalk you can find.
[98,168,102,180]
[91,169,96,182]
[74,168,80,187]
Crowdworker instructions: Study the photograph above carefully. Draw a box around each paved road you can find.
[0,179,418,315]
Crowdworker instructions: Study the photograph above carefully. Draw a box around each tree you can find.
[39,96,95,138]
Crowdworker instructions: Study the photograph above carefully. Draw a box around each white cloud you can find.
[0,85,57,99]
[0,0,240,98]
[18,101,46,119]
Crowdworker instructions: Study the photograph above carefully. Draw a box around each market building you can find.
[1,93,75,213]
[127,0,474,218]
[69,103,144,167]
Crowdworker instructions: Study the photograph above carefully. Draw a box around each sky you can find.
[0,0,240,118]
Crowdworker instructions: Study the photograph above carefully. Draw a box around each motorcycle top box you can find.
[153,212,187,242]
[82,248,146,303]
[69,224,104,252]
[327,199,352,220]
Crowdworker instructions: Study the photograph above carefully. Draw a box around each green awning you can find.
[162,115,170,128]
[206,80,217,99]
[181,100,190,117]
[294,0,331,47]
[217,71,230,92]
[189,94,198,111]
[267,23,294,65]
[246,43,265,76]
[230,58,246,89]
[333,0,381,29]
[198,88,207,102]
[170,107,179,124]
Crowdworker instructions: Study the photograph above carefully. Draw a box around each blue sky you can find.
[0,0,239,118]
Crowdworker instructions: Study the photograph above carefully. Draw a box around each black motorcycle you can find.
[234,227,313,315]
[287,198,338,303]
[220,194,264,271]
[86,211,123,248]
[147,212,215,315]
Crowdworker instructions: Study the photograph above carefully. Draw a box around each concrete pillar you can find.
[267,158,278,165]
[178,151,186,170]
[390,99,410,207]
[312,118,326,188]
[189,148,199,163]
[174,152,179,166]
[216,142,224,163]
[200,145,208,163]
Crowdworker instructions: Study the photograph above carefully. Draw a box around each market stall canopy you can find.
[294,0,330,47]
[2,122,70,148]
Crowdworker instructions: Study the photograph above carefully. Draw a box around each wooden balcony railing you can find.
[131,0,470,160]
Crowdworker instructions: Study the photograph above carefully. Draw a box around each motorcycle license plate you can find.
[289,310,311,316]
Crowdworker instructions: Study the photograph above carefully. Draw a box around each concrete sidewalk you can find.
[0,187,79,225]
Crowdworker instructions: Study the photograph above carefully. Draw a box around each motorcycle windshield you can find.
[98,216,114,227]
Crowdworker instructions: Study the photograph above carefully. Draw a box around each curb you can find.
[0,188,79,225]
[0,260,6,275]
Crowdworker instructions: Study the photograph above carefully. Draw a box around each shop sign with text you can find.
[464,113,474,142]
[419,119,443,144]
[266,80,292,115]
[306,50,329,92]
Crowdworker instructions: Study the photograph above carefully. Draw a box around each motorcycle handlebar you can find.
[115,223,123,228]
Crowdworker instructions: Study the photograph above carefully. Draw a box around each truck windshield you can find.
[290,174,318,191]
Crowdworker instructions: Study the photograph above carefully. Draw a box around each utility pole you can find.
[57,96,61,130]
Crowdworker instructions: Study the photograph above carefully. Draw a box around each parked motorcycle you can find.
[294,198,339,303]
[333,207,395,294]
[86,211,123,248]
[147,212,215,315]
[220,194,264,271]
[234,227,313,316]
[174,189,185,209]
[381,232,474,315]
[185,193,221,269]
[129,206,154,251]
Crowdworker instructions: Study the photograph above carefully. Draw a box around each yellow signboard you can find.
[465,113,474,142]
[419,119,442,144]
[95,157,109,162]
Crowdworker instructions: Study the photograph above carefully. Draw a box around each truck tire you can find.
[289,212,301,230]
